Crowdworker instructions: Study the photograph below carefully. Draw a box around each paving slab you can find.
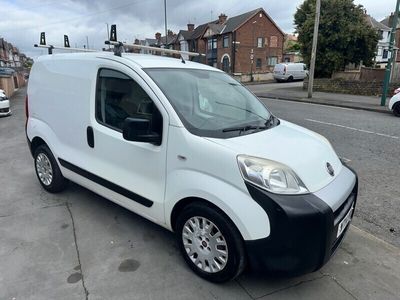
[0,205,85,300]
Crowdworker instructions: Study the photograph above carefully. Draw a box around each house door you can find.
[222,56,230,73]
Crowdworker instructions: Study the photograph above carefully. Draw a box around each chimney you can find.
[187,23,195,32]
[218,13,227,24]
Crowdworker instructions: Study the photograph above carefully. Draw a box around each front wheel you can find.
[176,202,246,282]
[393,103,400,117]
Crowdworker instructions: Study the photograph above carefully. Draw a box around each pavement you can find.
[1,88,400,299]
[246,81,391,114]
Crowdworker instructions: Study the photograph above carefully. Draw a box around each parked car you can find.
[273,63,308,82]
[0,90,11,117]
[388,87,400,117]
[26,52,357,282]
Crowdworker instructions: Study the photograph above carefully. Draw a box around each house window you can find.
[270,36,278,48]
[256,58,262,68]
[378,30,383,40]
[383,49,389,59]
[207,37,217,50]
[257,37,263,48]
[267,56,278,66]
[223,36,229,48]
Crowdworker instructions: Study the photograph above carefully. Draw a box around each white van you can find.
[273,63,308,82]
[26,52,357,282]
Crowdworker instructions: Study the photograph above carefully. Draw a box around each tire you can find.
[287,76,294,82]
[175,202,246,282]
[34,145,67,193]
[393,103,400,117]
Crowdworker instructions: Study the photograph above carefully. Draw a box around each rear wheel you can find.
[287,76,294,82]
[175,202,246,282]
[34,145,67,193]
[393,102,400,117]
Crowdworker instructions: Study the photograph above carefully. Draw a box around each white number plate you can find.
[337,204,354,238]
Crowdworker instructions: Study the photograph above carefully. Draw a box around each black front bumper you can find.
[245,169,358,276]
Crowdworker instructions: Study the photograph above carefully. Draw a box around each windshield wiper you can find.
[222,125,267,134]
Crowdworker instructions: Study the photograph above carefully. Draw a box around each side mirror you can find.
[122,117,161,145]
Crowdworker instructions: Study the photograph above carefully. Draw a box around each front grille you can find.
[0,108,9,113]
[330,184,357,254]
[333,188,356,227]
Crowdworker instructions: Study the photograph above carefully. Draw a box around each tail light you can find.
[25,95,29,131]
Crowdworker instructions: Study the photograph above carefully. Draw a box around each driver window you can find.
[95,68,162,135]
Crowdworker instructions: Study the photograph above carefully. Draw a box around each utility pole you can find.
[86,36,89,50]
[164,0,168,46]
[308,0,321,98]
[381,0,400,106]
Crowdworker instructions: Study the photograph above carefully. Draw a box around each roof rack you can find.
[34,25,205,62]
[105,25,205,62]
[34,32,96,54]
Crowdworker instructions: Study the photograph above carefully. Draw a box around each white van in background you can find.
[26,52,357,283]
[273,63,308,82]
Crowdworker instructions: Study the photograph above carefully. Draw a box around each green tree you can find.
[294,0,379,77]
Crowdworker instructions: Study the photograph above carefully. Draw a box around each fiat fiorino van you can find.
[26,52,357,282]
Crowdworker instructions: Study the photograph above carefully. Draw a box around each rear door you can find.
[80,62,168,223]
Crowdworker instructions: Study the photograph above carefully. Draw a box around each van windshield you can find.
[145,68,276,138]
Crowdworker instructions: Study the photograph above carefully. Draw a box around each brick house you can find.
[381,13,400,62]
[173,8,284,77]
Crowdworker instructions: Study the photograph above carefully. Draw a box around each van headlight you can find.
[237,155,308,194]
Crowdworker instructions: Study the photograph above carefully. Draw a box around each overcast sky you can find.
[1,0,395,59]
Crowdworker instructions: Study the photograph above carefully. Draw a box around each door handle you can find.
[87,126,94,148]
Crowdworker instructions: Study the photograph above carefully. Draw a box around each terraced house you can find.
[172,8,284,80]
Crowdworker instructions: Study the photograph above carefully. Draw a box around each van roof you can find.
[36,52,220,71]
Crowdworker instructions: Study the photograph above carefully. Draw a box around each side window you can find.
[95,68,162,135]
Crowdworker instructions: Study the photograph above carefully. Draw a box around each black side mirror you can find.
[122,117,161,145]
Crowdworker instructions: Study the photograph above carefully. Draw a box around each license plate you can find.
[337,204,354,238]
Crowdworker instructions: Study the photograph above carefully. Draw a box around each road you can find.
[260,97,400,248]
[1,87,400,300]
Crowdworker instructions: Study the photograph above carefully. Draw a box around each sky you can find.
[1,0,396,59]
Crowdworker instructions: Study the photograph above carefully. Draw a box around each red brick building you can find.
[173,8,284,77]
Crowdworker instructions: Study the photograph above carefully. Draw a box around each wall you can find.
[0,72,26,97]
[234,72,274,83]
[303,78,400,96]
[332,67,385,82]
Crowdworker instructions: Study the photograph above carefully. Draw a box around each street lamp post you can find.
[381,0,400,106]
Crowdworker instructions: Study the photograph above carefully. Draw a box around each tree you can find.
[294,0,379,77]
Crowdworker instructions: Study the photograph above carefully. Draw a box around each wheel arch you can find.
[30,136,48,157]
